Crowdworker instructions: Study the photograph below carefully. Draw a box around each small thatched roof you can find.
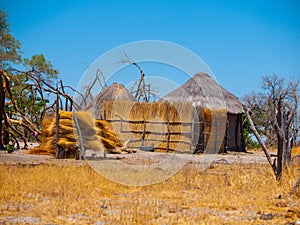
[160,72,243,114]
[88,83,136,118]
[95,82,136,103]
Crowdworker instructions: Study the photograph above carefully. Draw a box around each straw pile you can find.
[74,111,105,152]
[28,114,57,155]
[30,110,125,157]
[95,120,124,153]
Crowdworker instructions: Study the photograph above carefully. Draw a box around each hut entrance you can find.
[226,113,244,151]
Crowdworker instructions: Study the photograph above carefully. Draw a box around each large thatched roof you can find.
[160,72,243,114]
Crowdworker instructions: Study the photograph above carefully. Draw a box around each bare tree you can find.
[119,53,159,102]
[243,74,299,179]
[78,68,107,109]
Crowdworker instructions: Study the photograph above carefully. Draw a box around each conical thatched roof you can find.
[95,82,136,103]
[160,72,243,114]
[88,83,136,118]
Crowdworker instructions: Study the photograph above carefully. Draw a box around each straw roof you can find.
[88,83,136,118]
[95,82,136,103]
[160,72,244,114]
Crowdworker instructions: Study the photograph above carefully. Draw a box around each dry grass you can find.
[0,162,299,224]
[292,145,300,155]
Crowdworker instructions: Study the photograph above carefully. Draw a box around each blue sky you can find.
[2,0,300,99]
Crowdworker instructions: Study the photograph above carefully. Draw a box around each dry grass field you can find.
[0,153,299,224]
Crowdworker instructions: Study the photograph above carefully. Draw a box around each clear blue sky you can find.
[2,0,300,99]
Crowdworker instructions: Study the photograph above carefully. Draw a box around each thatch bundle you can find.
[74,111,105,152]
[95,120,124,153]
[29,114,57,155]
[29,110,125,157]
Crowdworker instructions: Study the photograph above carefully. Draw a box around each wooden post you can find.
[70,101,73,111]
[142,118,146,146]
[55,94,60,159]
[203,122,206,151]
[190,110,194,153]
[166,104,170,152]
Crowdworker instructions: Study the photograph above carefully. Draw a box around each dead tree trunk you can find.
[275,102,284,179]
[244,102,295,180]
[0,74,5,150]
[273,106,294,179]
[243,104,277,175]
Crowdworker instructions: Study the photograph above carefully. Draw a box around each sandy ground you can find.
[0,142,272,167]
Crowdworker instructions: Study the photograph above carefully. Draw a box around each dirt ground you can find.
[0,143,271,166]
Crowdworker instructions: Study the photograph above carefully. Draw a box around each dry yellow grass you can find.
[292,145,300,155]
[0,163,299,224]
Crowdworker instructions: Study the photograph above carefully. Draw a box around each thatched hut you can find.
[160,72,245,153]
[88,82,136,119]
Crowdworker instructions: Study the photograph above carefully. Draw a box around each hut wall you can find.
[100,100,244,153]
[102,100,193,152]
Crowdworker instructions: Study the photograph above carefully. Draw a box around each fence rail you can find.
[103,117,207,153]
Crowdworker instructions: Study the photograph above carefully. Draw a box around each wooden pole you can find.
[190,110,194,153]
[142,118,146,146]
[55,94,60,159]
[166,104,170,152]
[203,122,206,152]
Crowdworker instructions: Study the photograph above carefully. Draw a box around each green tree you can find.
[0,9,62,149]
[0,10,21,149]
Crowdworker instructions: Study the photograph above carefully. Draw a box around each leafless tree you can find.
[119,52,159,102]
[77,68,107,109]
[243,74,299,179]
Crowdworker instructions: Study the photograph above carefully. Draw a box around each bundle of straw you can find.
[30,110,128,157]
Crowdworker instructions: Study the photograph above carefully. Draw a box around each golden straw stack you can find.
[29,110,125,157]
